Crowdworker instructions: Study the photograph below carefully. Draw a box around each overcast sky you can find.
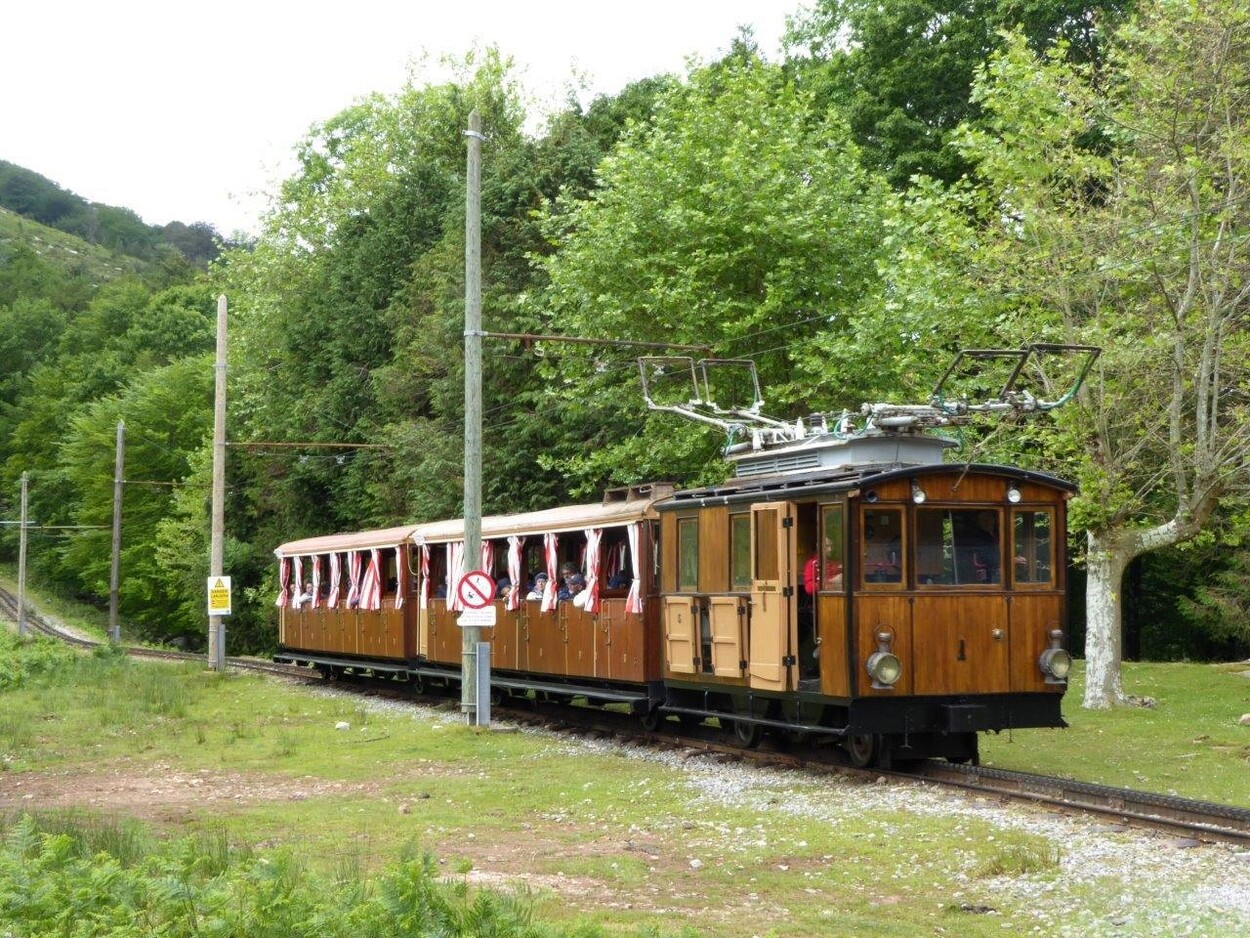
[2,1,795,237]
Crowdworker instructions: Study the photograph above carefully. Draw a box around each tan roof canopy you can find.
[413,499,658,545]
[275,525,420,558]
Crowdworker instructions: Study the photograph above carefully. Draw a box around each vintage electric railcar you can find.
[275,429,1076,768]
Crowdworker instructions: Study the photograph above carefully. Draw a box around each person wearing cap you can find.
[525,571,549,601]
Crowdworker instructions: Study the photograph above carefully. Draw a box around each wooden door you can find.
[709,596,747,678]
[749,501,796,691]
[664,596,698,675]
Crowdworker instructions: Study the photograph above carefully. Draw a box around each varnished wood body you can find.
[655,465,1071,702]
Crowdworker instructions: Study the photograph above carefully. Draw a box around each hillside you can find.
[0,205,150,283]
[0,160,223,267]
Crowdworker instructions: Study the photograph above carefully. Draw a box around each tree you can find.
[786,0,1132,189]
[535,55,891,490]
[884,1,1250,706]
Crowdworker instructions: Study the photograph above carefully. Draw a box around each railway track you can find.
[5,584,1249,846]
[0,586,310,680]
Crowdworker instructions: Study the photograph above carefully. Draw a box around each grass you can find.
[4,596,1250,934]
[981,658,1250,805]
[0,629,1074,936]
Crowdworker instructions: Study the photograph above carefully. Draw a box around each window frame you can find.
[858,504,906,590]
[1010,507,1057,590]
[677,515,700,592]
[818,502,845,593]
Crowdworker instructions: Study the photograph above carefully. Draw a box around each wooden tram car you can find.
[274,348,1089,767]
[271,350,1085,765]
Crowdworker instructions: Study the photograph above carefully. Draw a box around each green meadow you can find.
[2,579,1249,936]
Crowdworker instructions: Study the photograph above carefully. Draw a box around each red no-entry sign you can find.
[456,569,496,609]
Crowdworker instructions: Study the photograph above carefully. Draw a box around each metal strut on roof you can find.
[639,344,1100,458]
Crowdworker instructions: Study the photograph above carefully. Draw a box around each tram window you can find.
[678,517,699,591]
[383,552,398,595]
[1013,510,1054,585]
[819,505,845,591]
[860,507,903,585]
[915,508,1002,586]
[730,514,752,589]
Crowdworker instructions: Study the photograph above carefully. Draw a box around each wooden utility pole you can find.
[108,420,125,643]
[209,294,228,670]
[462,109,487,725]
[17,472,28,637]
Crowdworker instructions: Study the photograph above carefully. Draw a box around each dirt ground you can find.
[0,763,752,924]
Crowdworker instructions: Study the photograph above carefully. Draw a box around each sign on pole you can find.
[207,576,232,617]
[456,570,496,610]
[457,607,497,628]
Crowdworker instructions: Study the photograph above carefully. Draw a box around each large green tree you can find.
[535,55,892,489]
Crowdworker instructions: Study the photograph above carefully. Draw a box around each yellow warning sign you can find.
[207,576,232,616]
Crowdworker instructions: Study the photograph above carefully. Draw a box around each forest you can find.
[1,0,1246,709]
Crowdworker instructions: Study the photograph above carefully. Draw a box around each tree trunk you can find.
[1082,529,1129,708]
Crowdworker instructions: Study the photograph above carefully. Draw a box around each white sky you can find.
[2,1,796,237]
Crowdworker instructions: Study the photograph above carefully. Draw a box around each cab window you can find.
[819,505,845,591]
[915,508,1002,586]
[1013,510,1054,586]
[860,507,903,586]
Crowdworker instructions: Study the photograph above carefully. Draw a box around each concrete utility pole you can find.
[17,472,28,637]
[462,109,487,725]
[108,420,125,643]
[209,294,228,670]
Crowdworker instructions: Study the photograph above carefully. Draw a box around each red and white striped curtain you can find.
[327,553,342,607]
[419,545,431,609]
[446,542,466,611]
[583,527,603,614]
[541,533,559,613]
[310,556,322,609]
[506,536,524,611]
[275,557,290,607]
[625,523,643,614]
[291,556,304,610]
[360,548,382,611]
[394,546,406,610]
[346,551,362,608]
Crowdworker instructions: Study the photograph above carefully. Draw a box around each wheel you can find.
[732,718,763,749]
[409,673,425,695]
[640,709,662,732]
[845,733,877,768]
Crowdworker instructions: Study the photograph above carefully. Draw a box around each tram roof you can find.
[275,524,420,558]
[413,498,659,544]
[657,462,1076,507]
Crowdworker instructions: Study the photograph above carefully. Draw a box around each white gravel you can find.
[313,685,1250,937]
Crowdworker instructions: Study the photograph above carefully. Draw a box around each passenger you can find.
[525,571,549,601]
[495,575,512,604]
[296,582,314,606]
[560,572,587,604]
[434,583,447,599]
[607,569,628,589]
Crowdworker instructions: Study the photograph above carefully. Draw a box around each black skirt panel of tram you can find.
[847,693,1066,735]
